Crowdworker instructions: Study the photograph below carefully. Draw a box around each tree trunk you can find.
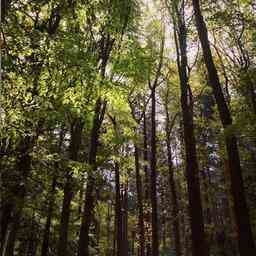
[121,186,129,256]
[143,112,150,201]
[57,119,83,256]
[57,176,73,256]
[171,3,208,255]
[150,85,159,256]
[4,136,31,256]
[165,136,181,256]
[192,0,256,255]
[143,113,151,254]
[115,162,123,256]
[78,99,106,256]
[41,175,57,256]
[135,145,145,256]
[0,202,13,255]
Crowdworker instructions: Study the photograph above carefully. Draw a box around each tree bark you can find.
[192,0,256,255]
[57,119,83,256]
[4,136,31,256]
[114,162,123,256]
[171,2,208,255]
[121,186,129,256]
[165,134,181,256]
[150,85,159,256]
[77,99,106,256]
[57,175,74,256]
[135,145,145,256]
[41,175,57,256]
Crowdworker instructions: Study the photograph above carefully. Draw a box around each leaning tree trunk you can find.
[192,0,256,255]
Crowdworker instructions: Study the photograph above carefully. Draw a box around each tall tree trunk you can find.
[106,203,112,256]
[0,202,13,255]
[143,113,151,254]
[148,33,164,256]
[42,128,65,256]
[78,99,106,256]
[143,112,150,201]
[57,175,74,256]
[171,2,208,255]
[4,136,31,256]
[163,97,181,256]
[165,137,181,256]
[57,119,83,256]
[115,162,123,256]
[41,175,57,256]
[150,85,159,256]
[134,145,145,256]
[121,186,129,256]
[192,1,256,255]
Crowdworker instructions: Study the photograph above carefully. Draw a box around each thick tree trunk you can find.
[172,4,208,256]
[192,1,256,255]
[78,99,106,256]
[134,145,145,256]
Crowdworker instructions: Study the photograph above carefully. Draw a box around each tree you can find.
[192,0,256,255]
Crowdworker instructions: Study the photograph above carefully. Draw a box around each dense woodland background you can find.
[1,0,256,255]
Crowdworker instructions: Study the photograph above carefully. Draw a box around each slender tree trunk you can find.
[171,3,208,255]
[4,137,31,256]
[0,202,13,254]
[106,203,112,256]
[78,99,106,256]
[143,113,151,254]
[150,85,159,256]
[163,101,181,256]
[57,176,73,256]
[192,1,256,255]
[134,145,145,256]
[41,175,57,256]
[166,138,181,256]
[143,112,150,201]
[121,187,128,256]
[115,162,123,256]
[57,119,83,256]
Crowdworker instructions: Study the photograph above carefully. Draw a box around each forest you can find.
[0,0,256,255]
